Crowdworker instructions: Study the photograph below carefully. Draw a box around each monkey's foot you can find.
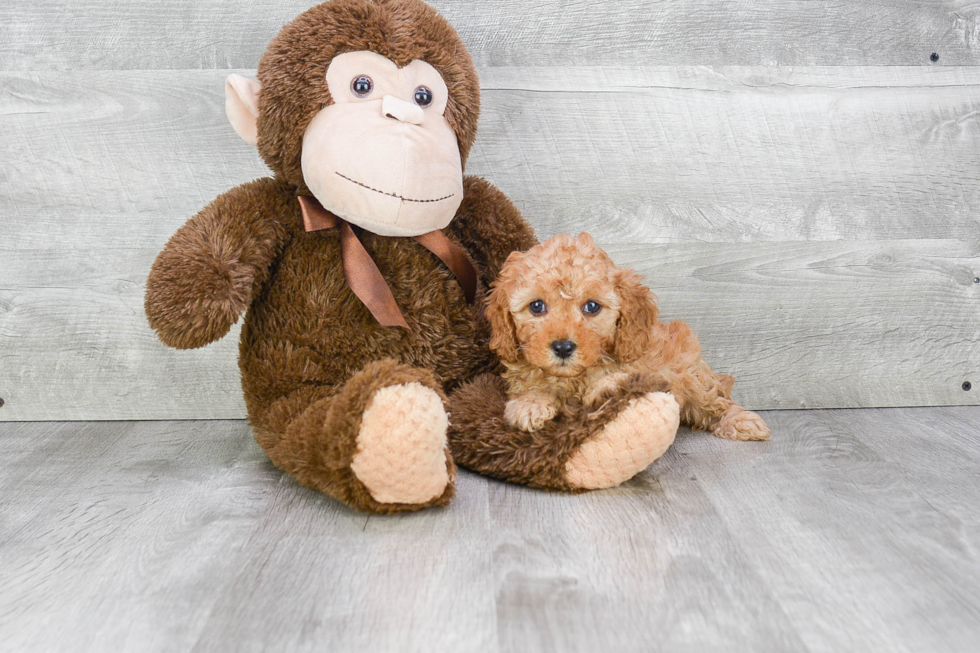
[564,391,679,490]
[350,382,452,505]
[711,405,771,441]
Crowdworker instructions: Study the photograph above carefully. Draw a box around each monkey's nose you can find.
[550,339,577,360]
[382,95,425,125]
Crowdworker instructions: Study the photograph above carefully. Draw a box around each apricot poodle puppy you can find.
[486,233,770,441]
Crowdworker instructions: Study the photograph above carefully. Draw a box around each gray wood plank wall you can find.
[1,2,979,420]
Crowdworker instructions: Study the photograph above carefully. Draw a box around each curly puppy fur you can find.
[144,0,538,514]
[486,233,771,441]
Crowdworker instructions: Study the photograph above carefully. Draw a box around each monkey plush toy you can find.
[146,0,678,513]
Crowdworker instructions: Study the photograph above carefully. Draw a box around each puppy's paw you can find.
[504,397,558,432]
[712,406,771,441]
[583,373,631,408]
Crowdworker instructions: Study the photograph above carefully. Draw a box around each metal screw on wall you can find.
[930,52,940,62]
[964,382,973,392]
[0,397,4,408]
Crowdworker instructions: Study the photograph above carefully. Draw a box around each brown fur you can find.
[145,0,730,510]
[145,0,536,513]
[447,373,672,491]
[486,234,771,441]
[256,0,481,191]
[254,359,456,514]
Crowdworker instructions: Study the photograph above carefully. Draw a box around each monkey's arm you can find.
[145,177,292,349]
[449,176,539,286]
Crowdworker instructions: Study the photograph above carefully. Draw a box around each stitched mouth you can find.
[336,172,455,204]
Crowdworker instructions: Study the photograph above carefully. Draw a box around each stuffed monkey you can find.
[146,0,674,513]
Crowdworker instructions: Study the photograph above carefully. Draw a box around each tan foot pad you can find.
[351,382,450,505]
[565,391,679,490]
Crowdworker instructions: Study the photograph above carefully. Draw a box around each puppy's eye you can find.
[528,300,547,315]
[583,300,602,315]
[414,86,433,107]
[351,75,373,97]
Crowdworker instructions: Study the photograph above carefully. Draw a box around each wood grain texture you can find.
[2,0,980,70]
[479,66,980,244]
[5,67,980,247]
[2,66,980,419]
[3,410,980,651]
[1,239,976,419]
[612,239,980,411]
[680,409,980,652]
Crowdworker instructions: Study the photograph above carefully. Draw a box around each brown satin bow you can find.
[298,195,477,328]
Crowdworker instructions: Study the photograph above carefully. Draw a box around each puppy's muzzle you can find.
[550,339,577,360]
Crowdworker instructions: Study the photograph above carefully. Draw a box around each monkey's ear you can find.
[225,74,261,146]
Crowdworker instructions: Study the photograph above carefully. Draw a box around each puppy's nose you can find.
[551,339,577,360]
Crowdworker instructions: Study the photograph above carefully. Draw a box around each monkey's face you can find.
[226,0,481,236]
[301,51,464,237]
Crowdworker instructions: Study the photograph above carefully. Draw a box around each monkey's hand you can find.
[145,178,289,349]
[504,393,560,432]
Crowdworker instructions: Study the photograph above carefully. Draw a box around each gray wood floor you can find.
[2,408,979,652]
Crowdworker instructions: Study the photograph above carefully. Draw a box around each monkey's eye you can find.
[583,300,602,315]
[528,300,547,315]
[351,75,373,97]
[414,86,433,107]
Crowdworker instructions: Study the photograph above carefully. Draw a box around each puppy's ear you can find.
[612,268,659,363]
[486,282,520,364]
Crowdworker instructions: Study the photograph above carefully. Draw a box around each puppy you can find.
[487,233,770,441]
